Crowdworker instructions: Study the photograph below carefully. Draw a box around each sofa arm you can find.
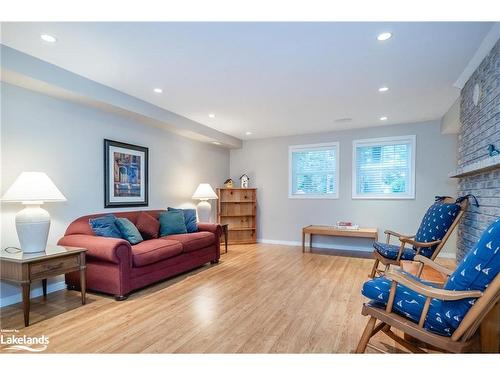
[57,234,131,264]
[197,223,222,237]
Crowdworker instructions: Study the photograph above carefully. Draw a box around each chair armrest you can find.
[414,255,454,276]
[57,234,131,264]
[385,270,482,301]
[384,230,415,238]
[197,223,222,237]
[400,237,441,248]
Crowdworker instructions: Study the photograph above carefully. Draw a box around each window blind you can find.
[353,136,414,198]
[290,144,338,197]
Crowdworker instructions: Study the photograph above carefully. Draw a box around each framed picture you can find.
[104,139,149,208]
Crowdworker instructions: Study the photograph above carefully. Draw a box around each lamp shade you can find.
[1,172,67,203]
[192,183,218,200]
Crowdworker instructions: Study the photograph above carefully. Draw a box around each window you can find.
[352,135,415,199]
[289,142,339,199]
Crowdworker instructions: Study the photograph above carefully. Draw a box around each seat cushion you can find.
[414,201,461,257]
[362,273,453,336]
[374,241,416,260]
[131,238,183,267]
[165,231,215,253]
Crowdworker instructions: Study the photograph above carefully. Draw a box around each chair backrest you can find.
[446,217,500,341]
[413,197,468,259]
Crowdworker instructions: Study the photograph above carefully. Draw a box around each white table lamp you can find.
[2,172,67,253]
[192,183,218,223]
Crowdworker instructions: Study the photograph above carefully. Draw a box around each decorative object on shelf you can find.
[488,144,499,157]
[104,139,148,208]
[334,221,360,230]
[192,183,218,223]
[217,188,257,244]
[240,174,250,188]
[223,178,234,188]
[1,172,67,253]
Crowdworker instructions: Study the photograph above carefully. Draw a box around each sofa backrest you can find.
[64,210,165,236]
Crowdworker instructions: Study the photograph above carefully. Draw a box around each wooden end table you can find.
[302,225,378,252]
[0,245,87,327]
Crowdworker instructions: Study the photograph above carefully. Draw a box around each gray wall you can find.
[230,120,458,255]
[457,39,500,260]
[0,83,230,306]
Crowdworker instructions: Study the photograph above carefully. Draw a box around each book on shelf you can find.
[334,221,359,230]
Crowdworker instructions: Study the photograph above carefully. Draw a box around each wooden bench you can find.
[302,225,378,253]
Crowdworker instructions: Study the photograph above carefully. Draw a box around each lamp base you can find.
[15,204,50,253]
[196,200,212,223]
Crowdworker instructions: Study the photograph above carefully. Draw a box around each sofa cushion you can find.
[413,201,461,257]
[168,207,198,233]
[136,212,160,239]
[89,214,122,239]
[116,217,143,245]
[373,241,416,260]
[165,231,216,253]
[159,211,188,236]
[131,238,183,267]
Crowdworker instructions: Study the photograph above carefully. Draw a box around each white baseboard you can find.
[0,281,66,308]
[258,238,457,259]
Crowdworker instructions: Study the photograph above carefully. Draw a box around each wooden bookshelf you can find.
[217,188,257,244]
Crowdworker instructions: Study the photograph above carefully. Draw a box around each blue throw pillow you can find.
[115,217,143,245]
[168,207,198,233]
[159,211,188,236]
[89,214,122,239]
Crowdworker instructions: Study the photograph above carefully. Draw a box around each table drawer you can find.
[30,255,80,278]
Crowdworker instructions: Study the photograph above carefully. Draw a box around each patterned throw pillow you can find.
[89,214,122,239]
[413,202,461,257]
[442,217,500,331]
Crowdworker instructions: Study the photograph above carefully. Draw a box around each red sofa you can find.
[58,210,222,300]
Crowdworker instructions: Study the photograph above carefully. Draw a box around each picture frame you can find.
[104,139,149,208]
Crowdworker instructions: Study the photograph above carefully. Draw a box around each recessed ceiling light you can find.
[380,116,388,121]
[377,32,392,41]
[212,141,221,145]
[208,113,216,118]
[153,88,163,93]
[245,131,252,136]
[378,86,389,92]
[40,34,57,43]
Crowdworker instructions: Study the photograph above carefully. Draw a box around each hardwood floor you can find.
[0,243,452,353]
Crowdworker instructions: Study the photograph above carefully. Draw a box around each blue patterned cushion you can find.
[363,218,500,337]
[89,214,122,239]
[373,241,416,260]
[441,217,500,331]
[362,272,452,335]
[414,202,461,257]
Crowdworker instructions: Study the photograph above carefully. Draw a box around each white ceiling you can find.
[0,22,494,139]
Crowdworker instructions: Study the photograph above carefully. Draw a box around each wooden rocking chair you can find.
[370,197,469,278]
[356,217,500,353]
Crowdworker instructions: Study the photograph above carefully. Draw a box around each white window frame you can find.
[352,135,416,200]
[288,141,340,199]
